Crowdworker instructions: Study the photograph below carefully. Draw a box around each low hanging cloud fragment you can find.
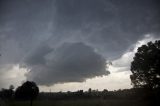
[24,42,109,85]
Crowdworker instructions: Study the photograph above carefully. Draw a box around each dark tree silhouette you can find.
[0,85,14,100]
[9,85,14,90]
[0,88,13,100]
[15,81,39,106]
[130,40,160,89]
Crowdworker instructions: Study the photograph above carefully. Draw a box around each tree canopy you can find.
[130,40,160,89]
[15,81,39,100]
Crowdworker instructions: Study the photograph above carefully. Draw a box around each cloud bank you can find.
[24,42,109,85]
[0,0,160,87]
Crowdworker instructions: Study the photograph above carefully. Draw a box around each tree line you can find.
[0,81,39,106]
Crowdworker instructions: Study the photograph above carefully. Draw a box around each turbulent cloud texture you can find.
[52,0,160,58]
[0,0,160,87]
[25,42,109,85]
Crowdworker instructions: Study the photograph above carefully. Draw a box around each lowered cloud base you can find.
[1,34,159,91]
[24,42,109,85]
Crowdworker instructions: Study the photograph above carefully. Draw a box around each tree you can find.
[0,88,13,100]
[9,85,14,90]
[0,85,14,100]
[130,40,160,89]
[15,81,39,106]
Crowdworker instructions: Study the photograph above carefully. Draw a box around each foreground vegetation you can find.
[5,99,155,106]
[2,88,159,106]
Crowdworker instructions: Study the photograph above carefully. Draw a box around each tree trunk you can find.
[30,99,33,106]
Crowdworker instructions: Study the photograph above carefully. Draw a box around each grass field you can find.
[5,99,152,106]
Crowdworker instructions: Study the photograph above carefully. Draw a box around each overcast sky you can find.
[0,0,160,91]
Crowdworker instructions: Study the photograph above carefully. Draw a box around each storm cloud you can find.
[52,0,160,58]
[24,42,109,85]
[0,0,160,87]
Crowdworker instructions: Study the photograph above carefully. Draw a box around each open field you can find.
[5,99,153,106]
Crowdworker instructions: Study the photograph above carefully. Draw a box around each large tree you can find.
[130,40,160,89]
[15,81,39,106]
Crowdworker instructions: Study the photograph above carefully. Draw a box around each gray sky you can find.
[0,0,160,91]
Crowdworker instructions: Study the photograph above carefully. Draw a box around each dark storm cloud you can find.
[0,0,55,45]
[24,44,53,67]
[0,0,159,59]
[0,0,55,64]
[52,0,160,58]
[25,42,109,85]
[0,0,160,86]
